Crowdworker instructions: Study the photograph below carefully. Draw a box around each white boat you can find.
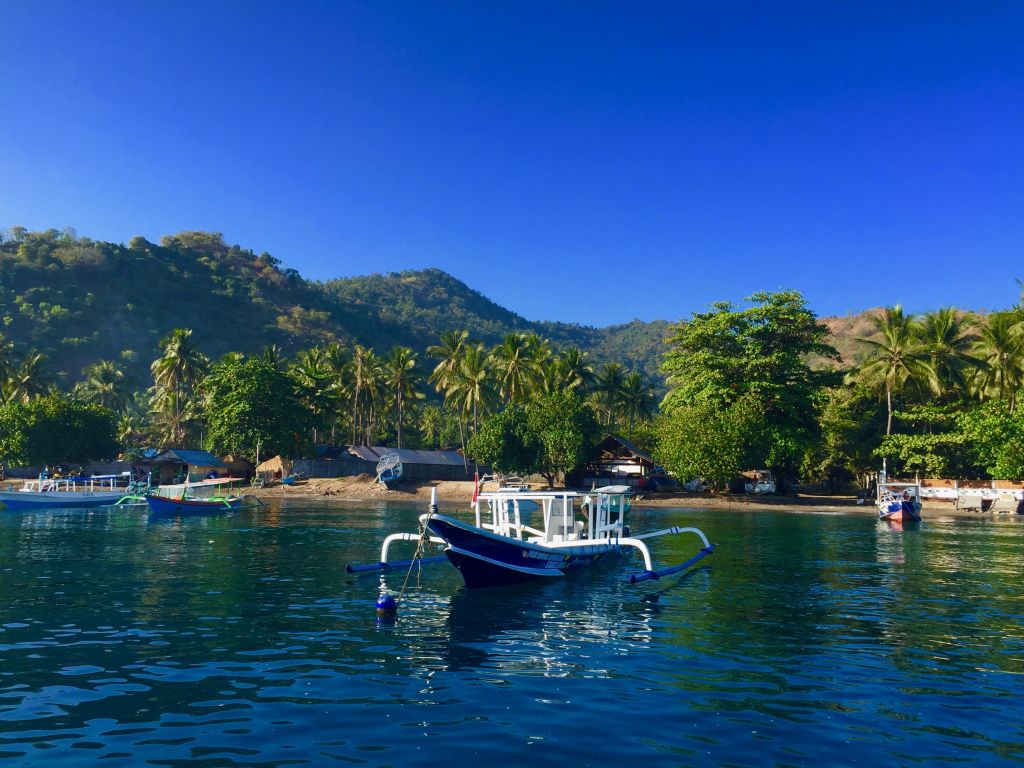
[0,474,132,510]
[877,481,922,523]
[375,450,403,487]
[349,486,716,589]
[744,470,776,494]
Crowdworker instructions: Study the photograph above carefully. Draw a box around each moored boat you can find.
[877,482,922,523]
[0,474,133,510]
[144,477,249,516]
[349,485,716,589]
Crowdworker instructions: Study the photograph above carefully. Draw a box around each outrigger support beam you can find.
[345,531,449,574]
[629,544,715,583]
[625,525,715,584]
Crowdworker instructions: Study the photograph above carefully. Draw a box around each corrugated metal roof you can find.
[151,449,227,468]
[347,446,467,467]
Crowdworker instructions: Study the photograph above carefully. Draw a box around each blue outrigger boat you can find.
[349,486,716,589]
[144,478,253,516]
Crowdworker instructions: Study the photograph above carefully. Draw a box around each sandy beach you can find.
[246,476,964,515]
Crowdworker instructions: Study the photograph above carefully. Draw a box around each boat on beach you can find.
[0,473,133,510]
[877,481,922,523]
[349,485,716,589]
[375,450,403,488]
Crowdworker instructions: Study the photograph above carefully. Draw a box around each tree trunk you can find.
[886,385,893,436]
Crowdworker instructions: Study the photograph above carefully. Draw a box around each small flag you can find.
[472,469,479,504]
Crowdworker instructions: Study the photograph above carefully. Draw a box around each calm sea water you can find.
[0,500,1022,767]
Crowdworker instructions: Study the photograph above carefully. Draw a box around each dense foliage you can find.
[0,395,117,466]
[0,228,666,389]
[656,292,840,489]
[4,226,1024,491]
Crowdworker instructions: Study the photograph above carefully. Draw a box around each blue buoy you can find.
[375,593,397,621]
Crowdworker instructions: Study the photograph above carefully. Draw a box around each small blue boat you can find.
[145,478,247,516]
[349,486,716,589]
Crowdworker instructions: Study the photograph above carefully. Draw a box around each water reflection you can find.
[1,503,1023,765]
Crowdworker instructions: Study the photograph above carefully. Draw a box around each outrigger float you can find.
[348,486,716,589]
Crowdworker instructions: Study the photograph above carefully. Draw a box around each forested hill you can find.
[0,228,671,386]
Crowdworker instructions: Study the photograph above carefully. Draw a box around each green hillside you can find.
[0,228,670,386]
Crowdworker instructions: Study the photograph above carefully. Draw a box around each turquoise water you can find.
[0,501,1022,766]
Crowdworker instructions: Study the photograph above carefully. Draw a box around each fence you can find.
[293,458,478,482]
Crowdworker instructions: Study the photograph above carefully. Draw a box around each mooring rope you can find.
[395,507,435,605]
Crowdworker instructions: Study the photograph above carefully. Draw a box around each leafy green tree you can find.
[0,395,117,466]
[467,405,542,478]
[803,383,886,491]
[526,390,598,486]
[656,395,766,491]
[660,291,839,482]
[201,355,311,459]
[958,401,1024,479]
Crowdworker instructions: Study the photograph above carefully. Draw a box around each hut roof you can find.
[255,455,292,475]
[151,449,227,468]
[593,434,653,462]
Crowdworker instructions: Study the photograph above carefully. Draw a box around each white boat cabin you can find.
[474,485,632,544]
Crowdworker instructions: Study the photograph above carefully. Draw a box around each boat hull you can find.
[426,514,614,589]
[0,490,125,510]
[146,494,242,516]
[878,501,921,522]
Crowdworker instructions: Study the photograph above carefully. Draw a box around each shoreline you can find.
[246,477,1002,517]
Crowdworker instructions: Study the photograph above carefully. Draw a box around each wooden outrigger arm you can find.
[346,532,449,573]
[624,526,715,583]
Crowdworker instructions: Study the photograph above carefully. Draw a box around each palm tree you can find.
[593,362,626,426]
[0,333,13,400]
[384,346,423,448]
[348,345,371,445]
[973,311,1024,412]
[618,371,655,437]
[323,343,349,441]
[557,347,595,393]
[360,350,385,445]
[419,404,445,449]
[150,328,207,447]
[428,330,469,451]
[915,307,981,399]
[491,333,541,404]
[855,306,929,435]
[4,350,51,404]
[446,343,497,435]
[77,360,131,412]
[427,330,469,393]
[292,347,336,444]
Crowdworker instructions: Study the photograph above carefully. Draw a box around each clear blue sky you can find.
[2,2,1022,326]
